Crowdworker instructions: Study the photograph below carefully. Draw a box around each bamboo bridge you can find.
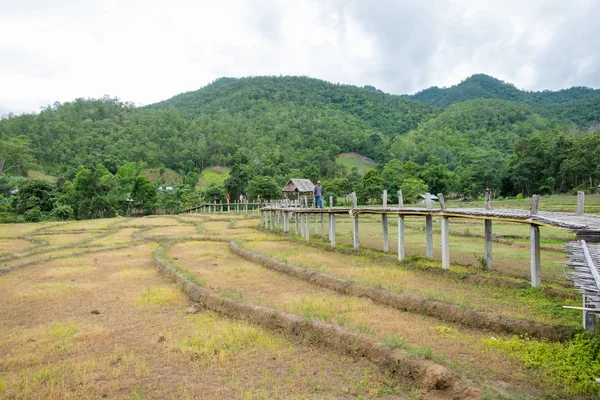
[183,190,600,331]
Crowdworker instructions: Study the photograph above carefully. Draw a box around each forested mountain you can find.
[148,76,436,137]
[1,74,599,221]
[409,74,600,126]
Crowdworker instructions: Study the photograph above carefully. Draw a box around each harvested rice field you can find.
[1,212,598,399]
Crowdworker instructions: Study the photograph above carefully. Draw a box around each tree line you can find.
[1,75,599,222]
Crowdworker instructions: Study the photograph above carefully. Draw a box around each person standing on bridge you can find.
[314,180,323,208]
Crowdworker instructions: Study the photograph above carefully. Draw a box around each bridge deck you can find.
[261,206,600,236]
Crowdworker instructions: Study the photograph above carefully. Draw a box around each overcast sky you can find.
[2,0,599,115]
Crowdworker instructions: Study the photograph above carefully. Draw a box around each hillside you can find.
[147,76,437,137]
[1,74,600,222]
[409,74,600,126]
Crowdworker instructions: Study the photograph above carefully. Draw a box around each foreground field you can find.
[0,212,598,399]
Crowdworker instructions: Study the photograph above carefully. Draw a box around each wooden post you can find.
[295,213,299,235]
[315,213,318,234]
[320,214,325,239]
[383,190,388,208]
[353,213,359,250]
[330,214,336,247]
[584,296,597,332]
[577,191,585,216]
[425,192,432,210]
[398,190,405,261]
[300,213,305,238]
[398,215,405,260]
[260,210,264,227]
[352,192,357,209]
[485,219,493,270]
[227,202,230,213]
[382,214,389,253]
[437,193,446,210]
[426,214,433,258]
[441,216,449,269]
[485,188,491,210]
[530,224,541,288]
[221,201,224,213]
[329,196,333,209]
[305,213,310,242]
[531,195,539,215]
[270,211,274,230]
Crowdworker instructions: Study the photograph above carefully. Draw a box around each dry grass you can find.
[0,218,405,400]
[240,239,578,326]
[32,232,98,247]
[0,222,58,238]
[0,239,33,254]
[1,211,587,399]
[118,217,181,227]
[169,240,550,396]
[142,225,198,238]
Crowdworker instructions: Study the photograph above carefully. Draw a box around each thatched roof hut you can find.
[282,178,315,200]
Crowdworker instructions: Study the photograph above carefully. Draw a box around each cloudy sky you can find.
[1,0,599,115]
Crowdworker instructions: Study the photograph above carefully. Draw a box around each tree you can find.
[247,176,280,200]
[130,175,157,214]
[419,158,457,195]
[224,164,253,199]
[323,178,353,204]
[0,136,34,176]
[360,169,383,204]
[12,180,56,215]
[400,178,428,204]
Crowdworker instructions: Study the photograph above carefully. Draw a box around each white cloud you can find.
[1,0,599,113]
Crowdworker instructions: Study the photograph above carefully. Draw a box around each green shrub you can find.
[24,207,42,222]
[50,204,73,220]
[483,333,600,396]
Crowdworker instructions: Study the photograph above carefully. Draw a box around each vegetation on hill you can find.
[336,153,376,175]
[409,74,600,126]
[0,74,599,220]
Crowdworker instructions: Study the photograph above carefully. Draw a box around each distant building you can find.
[158,186,174,191]
[282,178,315,200]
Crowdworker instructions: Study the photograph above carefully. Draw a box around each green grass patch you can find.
[136,286,185,306]
[198,166,230,187]
[290,296,364,325]
[27,170,57,183]
[384,333,408,349]
[483,333,600,396]
[220,289,243,300]
[335,153,376,175]
[47,322,79,350]
[183,313,285,360]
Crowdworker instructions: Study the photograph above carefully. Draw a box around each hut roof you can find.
[283,178,315,193]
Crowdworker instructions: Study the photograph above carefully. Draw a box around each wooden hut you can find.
[282,178,315,200]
